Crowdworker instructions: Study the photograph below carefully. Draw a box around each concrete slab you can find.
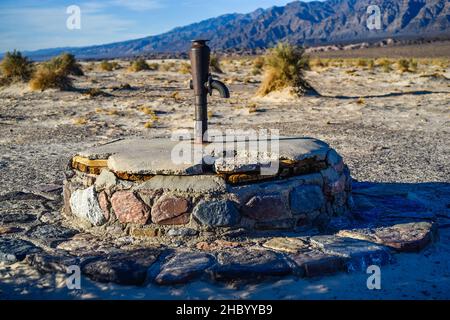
[74,137,331,176]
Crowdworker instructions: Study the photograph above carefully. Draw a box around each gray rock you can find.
[155,251,214,285]
[0,238,41,263]
[25,252,80,273]
[326,149,343,166]
[242,193,290,221]
[26,224,78,248]
[70,186,106,226]
[81,248,160,285]
[167,228,198,237]
[193,200,240,227]
[290,185,325,214]
[337,222,437,252]
[310,235,392,272]
[94,169,117,191]
[289,250,349,277]
[0,213,37,225]
[211,248,291,281]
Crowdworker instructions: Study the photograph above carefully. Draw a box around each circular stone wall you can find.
[63,137,353,237]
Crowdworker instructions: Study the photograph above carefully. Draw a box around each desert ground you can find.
[0,51,449,299]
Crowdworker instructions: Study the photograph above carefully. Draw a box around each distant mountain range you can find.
[16,0,450,60]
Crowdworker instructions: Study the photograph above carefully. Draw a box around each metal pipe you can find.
[189,39,230,144]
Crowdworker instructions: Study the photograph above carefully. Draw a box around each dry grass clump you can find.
[160,61,176,72]
[128,59,151,72]
[309,58,329,69]
[29,53,82,91]
[0,50,34,84]
[251,56,265,75]
[257,42,313,97]
[72,117,88,125]
[397,59,418,73]
[210,54,223,74]
[179,62,191,74]
[377,58,393,72]
[99,61,114,71]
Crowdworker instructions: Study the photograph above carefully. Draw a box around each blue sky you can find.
[0,0,303,52]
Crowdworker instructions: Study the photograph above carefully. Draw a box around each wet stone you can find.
[193,200,240,227]
[310,235,392,272]
[210,248,291,281]
[155,251,215,285]
[26,224,78,248]
[81,248,160,285]
[337,222,437,252]
[289,250,349,277]
[0,238,41,264]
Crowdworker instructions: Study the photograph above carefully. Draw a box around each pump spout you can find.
[210,79,230,98]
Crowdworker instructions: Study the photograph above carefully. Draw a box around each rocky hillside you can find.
[22,0,450,60]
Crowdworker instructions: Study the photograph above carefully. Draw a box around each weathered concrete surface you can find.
[136,175,226,194]
[76,137,331,175]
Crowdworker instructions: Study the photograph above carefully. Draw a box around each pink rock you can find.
[152,195,190,224]
[98,191,110,221]
[111,191,150,225]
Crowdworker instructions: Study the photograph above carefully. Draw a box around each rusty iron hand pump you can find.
[189,40,230,144]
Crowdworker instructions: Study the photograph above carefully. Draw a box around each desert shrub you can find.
[29,64,73,91]
[397,59,410,73]
[47,53,83,76]
[210,54,223,73]
[148,62,159,71]
[367,59,375,70]
[0,50,34,83]
[128,59,150,72]
[257,42,313,97]
[99,60,114,71]
[29,53,83,91]
[356,59,368,68]
[161,61,176,72]
[378,58,392,72]
[251,56,265,75]
[179,62,191,74]
[409,59,418,72]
